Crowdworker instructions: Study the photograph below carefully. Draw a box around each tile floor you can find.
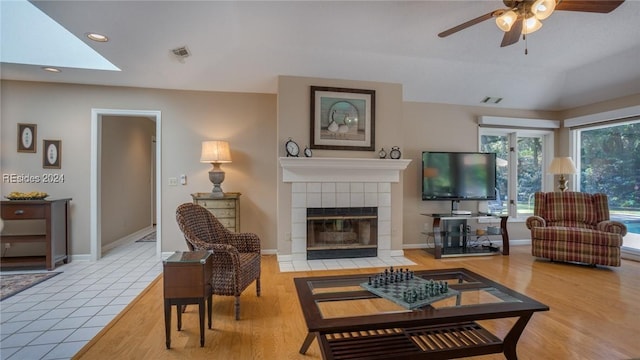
[0,241,161,360]
[278,255,416,272]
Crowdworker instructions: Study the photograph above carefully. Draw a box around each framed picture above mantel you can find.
[310,86,375,151]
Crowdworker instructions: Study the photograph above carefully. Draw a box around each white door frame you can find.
[90,108,162,261]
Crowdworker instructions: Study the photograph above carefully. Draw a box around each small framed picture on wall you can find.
[43,140,62,169]
[17,123,37,153]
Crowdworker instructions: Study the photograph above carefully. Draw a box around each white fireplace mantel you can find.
[279,157,411,183]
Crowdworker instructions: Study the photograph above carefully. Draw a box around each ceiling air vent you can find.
[171,46,191,58]
[481,96,503,104]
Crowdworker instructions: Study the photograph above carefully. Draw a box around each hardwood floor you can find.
[73,246,640,360]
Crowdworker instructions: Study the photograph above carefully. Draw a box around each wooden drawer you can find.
[195,199,236,209]
[1,204,45,219]
[191,192,240,232]
[209,208,235,218]
[217,218,236,229]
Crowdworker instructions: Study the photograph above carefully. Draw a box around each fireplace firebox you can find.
[306,207,378,260]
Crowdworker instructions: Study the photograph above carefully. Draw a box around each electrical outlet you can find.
[4,243,10,249]
[168,177,178,186]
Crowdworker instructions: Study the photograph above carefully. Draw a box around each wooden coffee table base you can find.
[301,314,532,360]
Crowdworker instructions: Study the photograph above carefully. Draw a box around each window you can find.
[479,128,554,219]
[570,119,640,245]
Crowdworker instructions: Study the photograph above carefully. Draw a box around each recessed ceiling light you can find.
[86,32,108,42]
[42,67,61,73]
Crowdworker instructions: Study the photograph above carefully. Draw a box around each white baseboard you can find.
[622,249,640,262]
[261,249,277,255]
[70,254,91,262]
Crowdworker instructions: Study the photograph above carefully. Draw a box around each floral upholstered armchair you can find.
[526,192,627,267]
[176,203,261,320]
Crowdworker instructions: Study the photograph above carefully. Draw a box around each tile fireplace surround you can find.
[279,157,412,271]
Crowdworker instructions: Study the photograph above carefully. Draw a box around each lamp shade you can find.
[496,10,517,32]
[200,140,232,163]
[522,16,543,34]
[548,157,577,175]
[532,0,556,20]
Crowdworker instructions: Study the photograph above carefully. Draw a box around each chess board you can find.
[360,269,459,310]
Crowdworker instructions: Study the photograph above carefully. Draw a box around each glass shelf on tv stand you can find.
[421,213,509,259]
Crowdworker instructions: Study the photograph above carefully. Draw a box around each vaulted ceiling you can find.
[2,0,640,111]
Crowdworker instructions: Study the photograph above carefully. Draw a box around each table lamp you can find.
[200,140,232,198]
[548,157,577,192]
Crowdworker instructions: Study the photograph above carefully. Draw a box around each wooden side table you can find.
[163,250,213,348]
[191,192,241,232]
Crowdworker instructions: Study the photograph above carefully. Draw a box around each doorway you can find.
[90,109,162,261]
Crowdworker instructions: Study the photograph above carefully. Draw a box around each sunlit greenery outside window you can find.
[479,128,554,219]
[572,120,640,229]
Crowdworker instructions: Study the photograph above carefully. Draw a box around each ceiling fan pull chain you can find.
[523,33,528,55]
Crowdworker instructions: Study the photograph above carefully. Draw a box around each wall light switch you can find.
[168,177,178,186]
[180,174,187,185]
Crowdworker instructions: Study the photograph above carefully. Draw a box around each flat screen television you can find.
[422,151,497,201]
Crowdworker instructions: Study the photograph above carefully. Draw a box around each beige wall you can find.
[2,79,638,259]
[1,80,278,256]
[276,76,405,255]
[401,102,561,246]
[100,116,155,247]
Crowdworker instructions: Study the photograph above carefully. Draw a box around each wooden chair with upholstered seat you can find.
[176,203,261,320]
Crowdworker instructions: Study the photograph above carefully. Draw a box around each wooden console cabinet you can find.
[191,192,240,232]
[0,198,71,270]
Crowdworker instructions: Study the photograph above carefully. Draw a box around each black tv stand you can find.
[421,213,509,259]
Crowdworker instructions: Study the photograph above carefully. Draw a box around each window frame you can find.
[478,127,555,221]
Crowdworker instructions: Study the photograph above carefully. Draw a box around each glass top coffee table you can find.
[294,267,549,360]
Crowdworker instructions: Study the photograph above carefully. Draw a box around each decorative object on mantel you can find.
[304,146,312,158]
[548,156,577,192]
[378,148,387,159]
[389,146,402,159]
[285,138,300,157]
[310,86,375,151]
[17,123,37,153]
[42,139,62,169]
[200,140,232,198]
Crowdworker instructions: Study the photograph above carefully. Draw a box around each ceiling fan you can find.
[438,0,625,48]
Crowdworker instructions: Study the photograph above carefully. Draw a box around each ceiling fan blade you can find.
[555,0,624,13]
[438,11,496,38]
[500,18,523,47]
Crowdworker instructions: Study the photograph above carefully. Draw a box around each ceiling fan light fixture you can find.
[522,16,543,34]
[532,0,556,20]
[495,10,517,31]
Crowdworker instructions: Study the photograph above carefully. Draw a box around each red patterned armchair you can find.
[526,192,627,267]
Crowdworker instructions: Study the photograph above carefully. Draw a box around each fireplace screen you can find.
[307,207,378,260]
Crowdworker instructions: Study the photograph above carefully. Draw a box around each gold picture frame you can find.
[43,140,62,169]
[17,123,37,153]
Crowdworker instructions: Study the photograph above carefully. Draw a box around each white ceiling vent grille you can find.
[171,46,191,58]
[481,96,503,104]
